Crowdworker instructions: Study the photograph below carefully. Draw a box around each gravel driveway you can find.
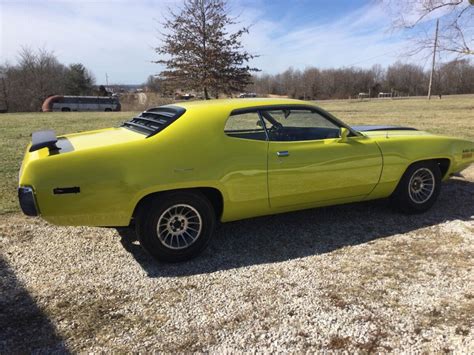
[1,167,473,352]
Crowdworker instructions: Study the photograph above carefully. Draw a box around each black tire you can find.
[61,107,71,112]
[104,108,112,112]
[391,161,442,214]
[135,191,216,262]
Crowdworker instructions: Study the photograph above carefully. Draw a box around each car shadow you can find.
[0,255,69,353]
[118,178,473,278]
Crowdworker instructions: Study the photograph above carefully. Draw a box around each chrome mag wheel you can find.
[156,204,202,250]
[408,168,435,204]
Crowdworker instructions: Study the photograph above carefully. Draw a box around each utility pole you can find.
[105,73,109,87]
[427,19,439,100]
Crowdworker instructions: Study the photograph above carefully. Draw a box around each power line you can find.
[345,48,400,67]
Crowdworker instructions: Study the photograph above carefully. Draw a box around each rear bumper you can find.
[18,186,39,216]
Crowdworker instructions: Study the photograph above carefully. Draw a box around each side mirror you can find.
[256,120,263,128]
[339,127,350,142]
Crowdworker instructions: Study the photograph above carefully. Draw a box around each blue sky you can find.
[0,0,434,84]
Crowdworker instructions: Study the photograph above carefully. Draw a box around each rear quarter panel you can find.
[20,104,269,226]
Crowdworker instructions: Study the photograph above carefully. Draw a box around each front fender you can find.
[367,134,472,199]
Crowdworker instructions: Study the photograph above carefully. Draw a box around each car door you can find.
[219,110,269,220]
[264,108,383,208]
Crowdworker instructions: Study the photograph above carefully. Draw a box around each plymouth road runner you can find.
[18,99,474,261]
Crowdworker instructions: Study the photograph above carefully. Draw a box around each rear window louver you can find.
[122,106,186,137]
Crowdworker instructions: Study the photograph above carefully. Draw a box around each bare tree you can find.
[0,66,8,112]
[3,48,67,111]
[2,47,96,112]
[384,0,474,57]
[154,0,258,99]
[251,58,474,100]
[145,75,161,92]
[386,61,428,96]
[436,58,474,94]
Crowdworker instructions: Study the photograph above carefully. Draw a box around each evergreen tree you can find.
[64,63,94,95]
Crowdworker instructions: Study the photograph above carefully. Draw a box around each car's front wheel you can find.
[135,191,216,262]
[391,161,442,214]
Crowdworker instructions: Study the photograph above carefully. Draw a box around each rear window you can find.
[122,106,186,137]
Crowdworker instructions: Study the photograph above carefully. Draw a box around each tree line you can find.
[249,59,474,100]
[0,48,97,112]
[2,46,474,113]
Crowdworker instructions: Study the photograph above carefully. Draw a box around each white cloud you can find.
[235,1,413,73]
[1,0,178,83]
[1,0,421,83]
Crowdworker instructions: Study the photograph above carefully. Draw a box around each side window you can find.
[224,112,267,141]
[262,109,341,141]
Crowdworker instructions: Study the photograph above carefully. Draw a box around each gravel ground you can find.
[1,167,473,352]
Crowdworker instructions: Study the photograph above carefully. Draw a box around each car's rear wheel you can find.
[135,191,215,262]
[391,161,442,214]
[61,107,71,112]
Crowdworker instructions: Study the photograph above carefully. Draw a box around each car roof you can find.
[169,98,316,112]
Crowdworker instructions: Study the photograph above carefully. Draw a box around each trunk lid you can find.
[20,127,145,181]
[63,127,145,152]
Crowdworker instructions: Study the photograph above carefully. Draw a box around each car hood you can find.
[352,125,418,132]
[351,125,436,139]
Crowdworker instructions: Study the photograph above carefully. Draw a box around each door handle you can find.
[277,151,289,157]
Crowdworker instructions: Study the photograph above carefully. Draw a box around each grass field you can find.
[1,94,473,213]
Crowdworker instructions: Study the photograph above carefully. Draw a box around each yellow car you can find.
[18,99,474,262]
